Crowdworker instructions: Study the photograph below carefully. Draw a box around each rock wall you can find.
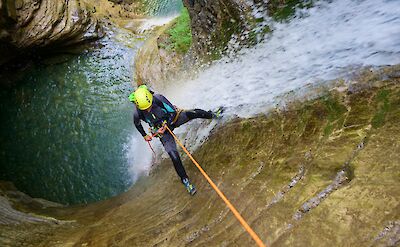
[0,181,67,246]
[0,0,103,65]
[182,0,254,57]
[133,0,313,86]
[134,9,193,88]
[134,21,185,88]
[1,65,399,247]
[182,0,311,58]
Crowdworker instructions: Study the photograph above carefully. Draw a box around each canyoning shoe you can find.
[212,106,225,119]
[183,178,197,196]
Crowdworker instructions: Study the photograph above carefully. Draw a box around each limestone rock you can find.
[0,0,103,65]
[1,66,399,246]
[182,0,309,58]
[135,19,188,88]
[182,0,256,57]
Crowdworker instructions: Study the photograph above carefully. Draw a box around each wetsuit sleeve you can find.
[133,107,147,137]
[154,94,176,124]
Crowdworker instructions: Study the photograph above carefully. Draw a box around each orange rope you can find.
[165,125,266,247]
[147,141,156,155]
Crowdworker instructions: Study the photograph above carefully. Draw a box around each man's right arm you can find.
[133,108,147,137]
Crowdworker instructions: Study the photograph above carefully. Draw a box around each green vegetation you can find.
[322,95,347,136]
[247,25,272,46]
[372,89,391,128]
[160,7,192,54]
[204,0,313,59]
[268,0,314,21]
[241,121,252,132]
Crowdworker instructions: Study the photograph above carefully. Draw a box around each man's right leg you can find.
[168,150,189,182]
[160,132,188,182]
[160,132,197,195]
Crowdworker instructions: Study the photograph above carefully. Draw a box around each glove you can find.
[157,122,167,135]
[144,135,152,142]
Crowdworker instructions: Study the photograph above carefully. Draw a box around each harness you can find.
[139,97,178,135]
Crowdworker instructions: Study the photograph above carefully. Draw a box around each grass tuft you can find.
[162,7,192,54]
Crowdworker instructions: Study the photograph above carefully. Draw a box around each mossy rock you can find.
[267,0,314,22]
[159,7,192,55]
[2,66,400,246]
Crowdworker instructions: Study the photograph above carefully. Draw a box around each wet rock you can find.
[134,21,181,88]
[0,196,50,225]
[183,0,255,57]
[135,16,195,88]
[1,66,400,246]
[373,221,400,247]
[0,0,103,65]
[182,0,310,58]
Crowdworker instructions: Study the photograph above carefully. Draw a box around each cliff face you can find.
[134,0,255,86]
[134,21,180,88]
[182,0,311,58]
[182,0,254,57]
[1,65,399,247]
[133,0,307,87]
[0,0,103,65]
[134,8,192,88]
[0,181,67,246]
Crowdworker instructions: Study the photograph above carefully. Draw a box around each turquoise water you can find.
[144,0,183,16]
[0,27,143,204]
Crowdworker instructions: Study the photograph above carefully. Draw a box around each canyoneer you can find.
[129,85,223,195]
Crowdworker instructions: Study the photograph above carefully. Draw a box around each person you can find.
[129,85,223,196]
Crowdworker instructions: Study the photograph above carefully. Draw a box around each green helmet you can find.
[130,85,153,110]
[129,92,135,102]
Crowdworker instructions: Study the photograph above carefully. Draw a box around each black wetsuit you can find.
[133,94,214,183]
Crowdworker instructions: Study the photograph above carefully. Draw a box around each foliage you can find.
[161,7,192,54]
[372,89,391,128]
[268,0,314,21]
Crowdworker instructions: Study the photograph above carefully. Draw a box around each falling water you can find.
[166,0,400,118]
[1,0,399,205]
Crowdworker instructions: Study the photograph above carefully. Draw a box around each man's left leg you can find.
[173,109,215,128]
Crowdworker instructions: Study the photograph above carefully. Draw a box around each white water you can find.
[127,0,400,180]
[124,132,153,182]
[167,0,400,117]
[138,15,178,33]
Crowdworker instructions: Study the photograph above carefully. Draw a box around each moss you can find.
[372,89,391,128]
[241,121,252,132]
[247,25,272,46]
[161,7,192,54]
[217,17,241,47]
[321,95,348,136]
[323,124,335,137]
[209,50,223,61]
[198,17,241,61]
[268,0,314,22]
[4,66,400,246]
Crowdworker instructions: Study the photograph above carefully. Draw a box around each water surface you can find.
[0,27,144,204]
